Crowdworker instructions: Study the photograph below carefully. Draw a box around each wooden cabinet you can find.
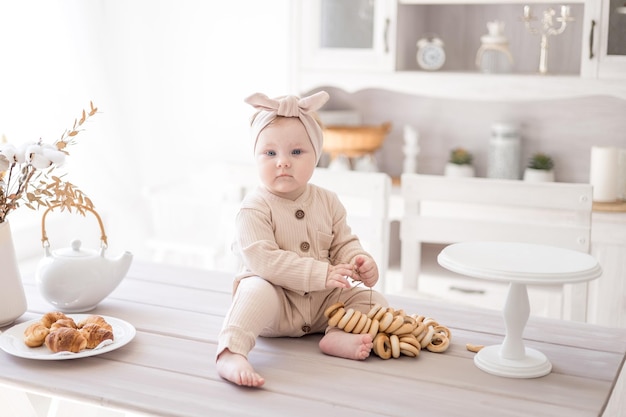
[292,0,626,100]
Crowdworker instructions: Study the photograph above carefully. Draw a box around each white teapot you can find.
[36,205,133,313]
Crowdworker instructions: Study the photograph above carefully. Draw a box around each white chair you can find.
[144,164,392,290]
[400,173,594,321]
[142,162,258,272]
[312,168,392,293]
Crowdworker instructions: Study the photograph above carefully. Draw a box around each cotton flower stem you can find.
[0,102,99,224]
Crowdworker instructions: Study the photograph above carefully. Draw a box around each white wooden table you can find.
[438,241,603,379]
[1,260,625,417]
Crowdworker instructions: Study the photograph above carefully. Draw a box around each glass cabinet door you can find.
[299,0,396,71]
[598,0,626,77]
[320,0,375,49]
[606,0,626,57]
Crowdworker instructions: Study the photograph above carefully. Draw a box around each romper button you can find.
[300,242,310,251]
[295,209,305,219]
[302,325,311,333]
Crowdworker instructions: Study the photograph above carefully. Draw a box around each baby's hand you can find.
[326,263,356,289]
[352,256,379,288]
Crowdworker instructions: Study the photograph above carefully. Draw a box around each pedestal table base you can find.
[474,345,552,378]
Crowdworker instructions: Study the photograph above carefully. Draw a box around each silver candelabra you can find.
[522,5,574,75]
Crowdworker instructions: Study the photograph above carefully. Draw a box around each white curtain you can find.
[0,0,291,260]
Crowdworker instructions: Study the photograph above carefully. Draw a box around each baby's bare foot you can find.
[216,349,265,387]
[319,331,373,360]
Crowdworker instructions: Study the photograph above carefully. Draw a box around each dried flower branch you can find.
[0,102,98,223]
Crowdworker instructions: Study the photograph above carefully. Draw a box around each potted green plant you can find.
[523,152,555,182]
[444,147,475,177]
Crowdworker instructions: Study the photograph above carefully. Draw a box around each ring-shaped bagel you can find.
[374,333,392,360]
[344,310,362,333]
[399,335,421,350]
[423,318,439,327]
[420,325,436,348]
[434,325,451,340]
[392,317,418,335]
[367,303,383,319]
[399,341,420,357]
[367,318,380,340]
[327,307,345,328]
[373,306,388,322]
[360,317,372,334]
[412,321,426,337]
[352,313,369,334]
[324,302,345,319]
[378,312,394,332]
[390,334,400,359]
[427,333,450,353]
[337,308,355,330]
[385,315,406,334]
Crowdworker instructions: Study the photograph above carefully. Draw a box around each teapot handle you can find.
[40,204,108,249]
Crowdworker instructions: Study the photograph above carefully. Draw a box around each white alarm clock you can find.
[416,36,446,71]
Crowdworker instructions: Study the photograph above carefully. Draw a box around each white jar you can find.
[488,123,521,180]
[475,21,513,74]
[477,47,513,73]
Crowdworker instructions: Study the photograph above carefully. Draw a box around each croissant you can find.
[45,328,87,353]
[50,318,78,330]
[23,322,50,347]
[79,323,114,349]
[78,315,113,332]
[40,311,69,328]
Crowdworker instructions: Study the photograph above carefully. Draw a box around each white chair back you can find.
[143,164,392,294]
[400,174,593,320]
[312,168,392,292]
[143,162,259,271]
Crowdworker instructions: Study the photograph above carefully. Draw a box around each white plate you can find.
[0,314,136,360]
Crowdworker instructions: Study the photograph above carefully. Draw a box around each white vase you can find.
[523,168,555,182]
[445,163,475,178]
[0,221,28,327]
[487,123,521,180]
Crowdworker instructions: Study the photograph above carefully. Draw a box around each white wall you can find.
[0,0,291,260]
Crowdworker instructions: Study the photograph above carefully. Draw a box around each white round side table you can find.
[438,241,602,378]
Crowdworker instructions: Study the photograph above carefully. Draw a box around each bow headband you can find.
[245,91,330,163]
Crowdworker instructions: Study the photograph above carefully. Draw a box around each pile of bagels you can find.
[324,302,451,359]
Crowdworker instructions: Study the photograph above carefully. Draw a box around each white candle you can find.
[561,5,570,17]
[589,146,619,202]
[524,5,531,18]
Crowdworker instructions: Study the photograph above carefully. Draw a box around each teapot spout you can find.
[109,251,134,287]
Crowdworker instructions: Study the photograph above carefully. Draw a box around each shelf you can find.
[395,3,585,75]
[399,0,587,4]
[298,69,626,100]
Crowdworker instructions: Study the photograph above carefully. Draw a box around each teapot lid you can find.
[54,239,98,258]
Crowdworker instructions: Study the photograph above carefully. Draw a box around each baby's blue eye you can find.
[266,150,276,156]
[292,149,302,155]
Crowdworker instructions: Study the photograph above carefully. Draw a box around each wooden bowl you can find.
[323,122,391,158]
